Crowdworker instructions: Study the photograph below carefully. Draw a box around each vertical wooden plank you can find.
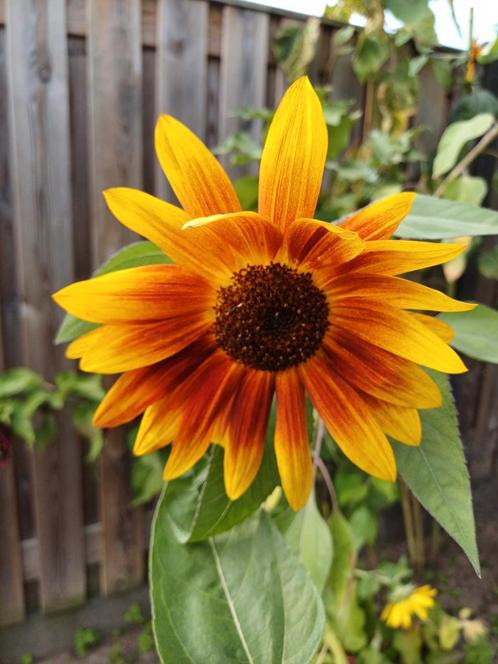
[5,0,85,612]
[414,65,448,154]
[87,0,145,595]
[219,6,269,177]
[154,0,208,199]
[0,24,25,628]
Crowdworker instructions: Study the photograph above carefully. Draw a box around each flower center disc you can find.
[214,263,329,371]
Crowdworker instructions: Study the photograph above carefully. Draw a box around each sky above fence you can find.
[245,0,498,49]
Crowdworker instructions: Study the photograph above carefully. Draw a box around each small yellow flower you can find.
[382,584,437,629]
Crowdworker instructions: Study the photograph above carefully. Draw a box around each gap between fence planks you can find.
[4,0,86,614]
[86,0,145,595]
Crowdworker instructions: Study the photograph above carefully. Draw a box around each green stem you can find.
[400,479,418,568]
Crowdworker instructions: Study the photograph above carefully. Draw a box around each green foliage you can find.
[396,195,498,239]
[165,428,279,543]
[432,113,495,178]
[130,451,165,506]
[137,622,156,655]
[276,489,333,592]
[150,492,324,663]
[56,241,170,344]
[449,90,498,123]
[20,656,34,664]
[478,246,498,279]
[123,602,145,626]
[443,175,488,206]
[394,372,480,575]
[274,17,320,81]
[0,368,103,456]
[73,626,100,658]
[441,304,498,364]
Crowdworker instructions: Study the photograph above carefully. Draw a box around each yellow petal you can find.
[104,189,274,281]
[275,369,313,511]
[327,274,476,312]
[258,77,327,231]
[53,265,214,324]
[349,240,467,275]
[300,353,396,481]
[360,393,422,446]
[413,313,455,343]
[333,300,467,374]
[338,192,416,240]
[74,318,210,374]
[155,114,240,216]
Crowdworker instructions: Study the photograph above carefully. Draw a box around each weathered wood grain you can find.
[5,0,85,613]
[86,0,145,595]
[154,0,208,199]
[219,5,269,177]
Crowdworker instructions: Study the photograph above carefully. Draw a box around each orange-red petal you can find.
[164,354,245,480]
[300,353,396,481]
[338,193,416,240]
[69,317,211,374]
[332,300,467,374]
[223,369,274,501]
[275,369,313,511]
[155,114,241,216]
[323,331,442,409]
[53,265,215,324]
[94,335,217,427]
[281,218,363,270]
[258,77,327,231]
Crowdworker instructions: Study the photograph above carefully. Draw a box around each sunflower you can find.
[381,584,437,629]
[53,77,472,511]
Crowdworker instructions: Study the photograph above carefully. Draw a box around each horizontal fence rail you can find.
[0,0,495,634]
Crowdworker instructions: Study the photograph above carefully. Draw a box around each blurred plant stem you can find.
[400,479,425,575]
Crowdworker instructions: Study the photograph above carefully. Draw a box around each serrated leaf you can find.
[440,304,498,364]
[433,114,495,178]
[55,241,171,344]
[394,372,480,575]
[396,194,498,239]
[277,489,333,592]
[150,501,325,664]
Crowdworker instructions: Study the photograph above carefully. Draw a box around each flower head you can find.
[53,77,472,511]
[382,584,437,629]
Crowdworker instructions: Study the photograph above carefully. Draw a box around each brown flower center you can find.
[214,263,329,371]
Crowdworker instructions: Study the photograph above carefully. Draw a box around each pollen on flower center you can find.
[214,263,329,371]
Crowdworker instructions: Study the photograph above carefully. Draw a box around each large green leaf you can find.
[394,372,480,575]
[55,241,171,344]
[150,498,325,664]
[276,489,333,592]
[432,113,495,178]
[166,419,279,543]
[440,304,498,364]
[396,194,498,239]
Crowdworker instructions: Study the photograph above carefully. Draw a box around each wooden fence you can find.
[0,0,496,635]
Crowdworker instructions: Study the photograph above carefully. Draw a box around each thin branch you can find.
[315,456,339,512]
[433,122,498,197]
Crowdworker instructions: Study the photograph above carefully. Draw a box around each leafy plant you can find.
[73,626,100,658]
